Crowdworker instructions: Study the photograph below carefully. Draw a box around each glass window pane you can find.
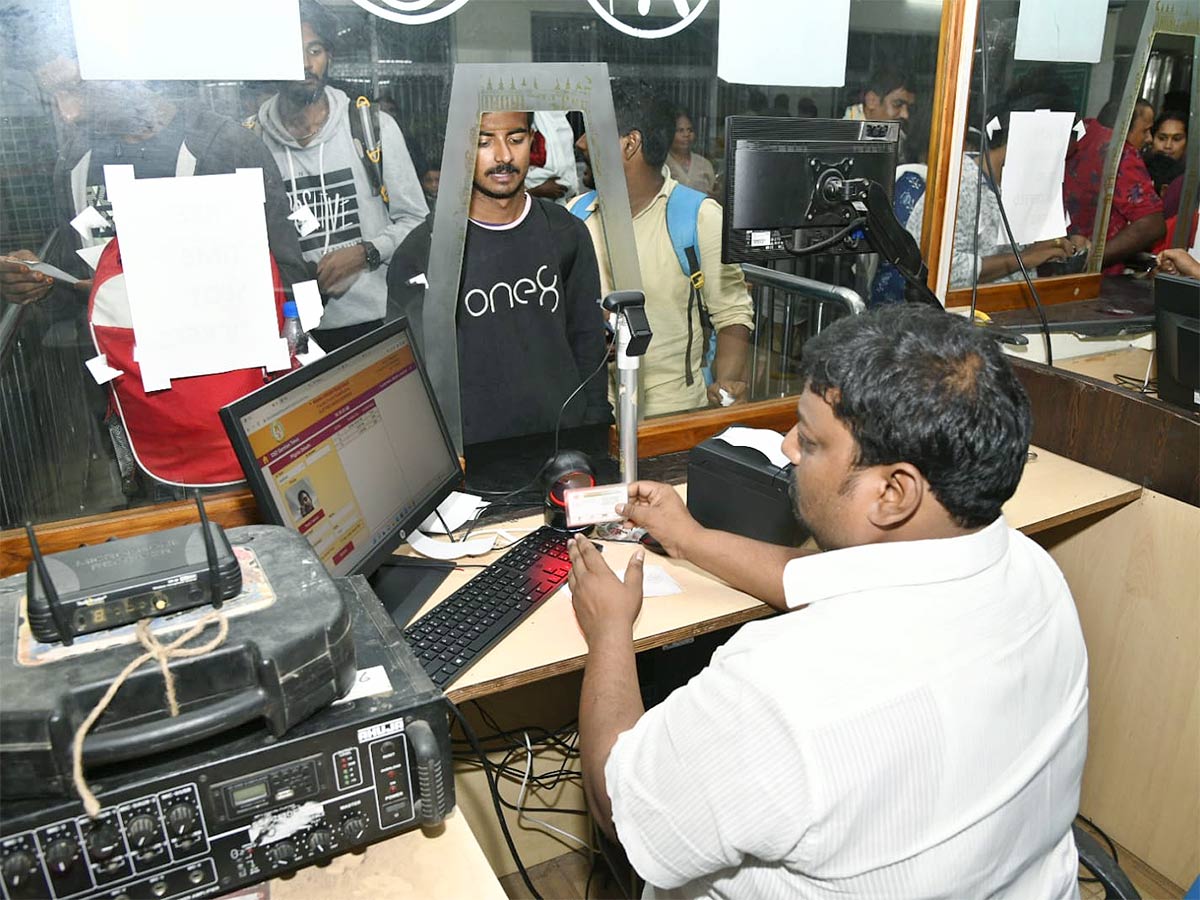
[1,0,945,527]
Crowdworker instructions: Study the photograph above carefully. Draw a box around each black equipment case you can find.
[687,435,808,547]
[0,526,356,801]
[0,576,454,900]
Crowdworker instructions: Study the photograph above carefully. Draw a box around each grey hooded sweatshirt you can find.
[255,86,428,330]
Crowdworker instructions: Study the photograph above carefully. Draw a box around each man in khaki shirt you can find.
[572,83,753,418]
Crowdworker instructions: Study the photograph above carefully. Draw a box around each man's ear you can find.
[622,129,643,161]
[867,462,924,530]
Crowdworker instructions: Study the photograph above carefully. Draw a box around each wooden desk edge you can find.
[1015,486,1143,537]
[447,477,1144,702]
[447,604,773,702]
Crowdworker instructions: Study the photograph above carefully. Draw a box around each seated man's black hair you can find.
[795,305,1032,529]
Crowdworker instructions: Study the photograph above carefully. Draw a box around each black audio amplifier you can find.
[0,576,454,900]
[26,522,241,643]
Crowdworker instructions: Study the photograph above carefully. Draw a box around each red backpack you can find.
[87,238,285,487]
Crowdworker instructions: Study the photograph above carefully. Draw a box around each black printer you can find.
[687,433,809,547]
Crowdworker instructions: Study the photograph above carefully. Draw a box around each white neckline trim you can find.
[469,192,532,231]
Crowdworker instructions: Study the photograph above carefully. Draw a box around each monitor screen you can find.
[221,319,462,580]
[1154,273,1200,413]
[722,116,899,264]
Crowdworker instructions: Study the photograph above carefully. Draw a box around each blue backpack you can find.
[571,184,711,386]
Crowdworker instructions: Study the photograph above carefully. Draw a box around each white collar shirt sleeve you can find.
[605,517,1089,900]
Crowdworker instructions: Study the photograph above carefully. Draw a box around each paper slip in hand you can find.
[565,484,627,528]
[1,257,83,285]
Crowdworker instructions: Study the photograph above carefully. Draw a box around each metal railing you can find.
[742,263,864,400]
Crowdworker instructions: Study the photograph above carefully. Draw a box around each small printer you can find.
[687,430,809,547]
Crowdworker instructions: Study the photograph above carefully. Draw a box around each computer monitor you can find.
[722,116,900,264]
[221,318,463,625]
[1154,273,1199,413]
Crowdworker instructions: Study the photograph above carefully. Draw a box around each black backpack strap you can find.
[349,96,389,204]
[682,244,705,386]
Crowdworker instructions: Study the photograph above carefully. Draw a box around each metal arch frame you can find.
[424,63,643,450]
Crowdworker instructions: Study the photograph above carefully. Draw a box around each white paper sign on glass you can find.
[104,165,289,391]
[998,110,1076,245]
[70,0,303,81]
[1014,0,1108,64]
[718,0,850,88]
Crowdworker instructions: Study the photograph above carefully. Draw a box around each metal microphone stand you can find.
[602,291,652,483]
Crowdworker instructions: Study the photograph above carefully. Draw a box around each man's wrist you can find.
[362,241,381,271]
[586,622,636,651]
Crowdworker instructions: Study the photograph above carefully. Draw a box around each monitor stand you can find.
[368,556,455,631]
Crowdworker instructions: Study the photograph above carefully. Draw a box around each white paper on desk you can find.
[407,529,496,561]
[998,111,1075,245]
[70,205,110,239]
[712,426,790,469]
[105,165,284,389]
[71,0,303,81]
[77,243,106,271]
[291,279,325,333]
[562,564,682,599]
[419,491,490,534]
[1014,0,1107,64]
[718,0,849,87]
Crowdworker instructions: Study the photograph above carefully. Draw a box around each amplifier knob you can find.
[166,803,198,836]
[86,823,122,861]
[127,814,159,848]
[307,829,333,854]
[45,837,81,875]
[269,840,298,866]
[340,814,368,841]
[2,850,37,887]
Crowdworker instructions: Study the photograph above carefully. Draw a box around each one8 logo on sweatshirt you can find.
[462,265,560,317]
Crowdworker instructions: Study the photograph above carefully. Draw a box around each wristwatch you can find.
[363,241,381,271]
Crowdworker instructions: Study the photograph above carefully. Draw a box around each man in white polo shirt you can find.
[567,305,1089,899]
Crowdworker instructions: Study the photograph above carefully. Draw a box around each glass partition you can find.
[939,0,1196,299]
[0,0,947,529]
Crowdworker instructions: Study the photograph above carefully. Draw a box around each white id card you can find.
[564,484,628,528]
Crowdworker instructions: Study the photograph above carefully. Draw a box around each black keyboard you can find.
[404,526,573,688]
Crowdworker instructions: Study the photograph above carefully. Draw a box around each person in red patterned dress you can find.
[1063,99,1165,274]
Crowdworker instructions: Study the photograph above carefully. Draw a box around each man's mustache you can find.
[486,164,520,176]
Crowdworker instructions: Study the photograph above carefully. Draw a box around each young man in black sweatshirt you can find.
[391,110,611,450]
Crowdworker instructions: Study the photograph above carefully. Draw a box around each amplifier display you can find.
[0,577,453,900]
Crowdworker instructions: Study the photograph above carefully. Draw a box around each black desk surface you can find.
[988,275,1156,336]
